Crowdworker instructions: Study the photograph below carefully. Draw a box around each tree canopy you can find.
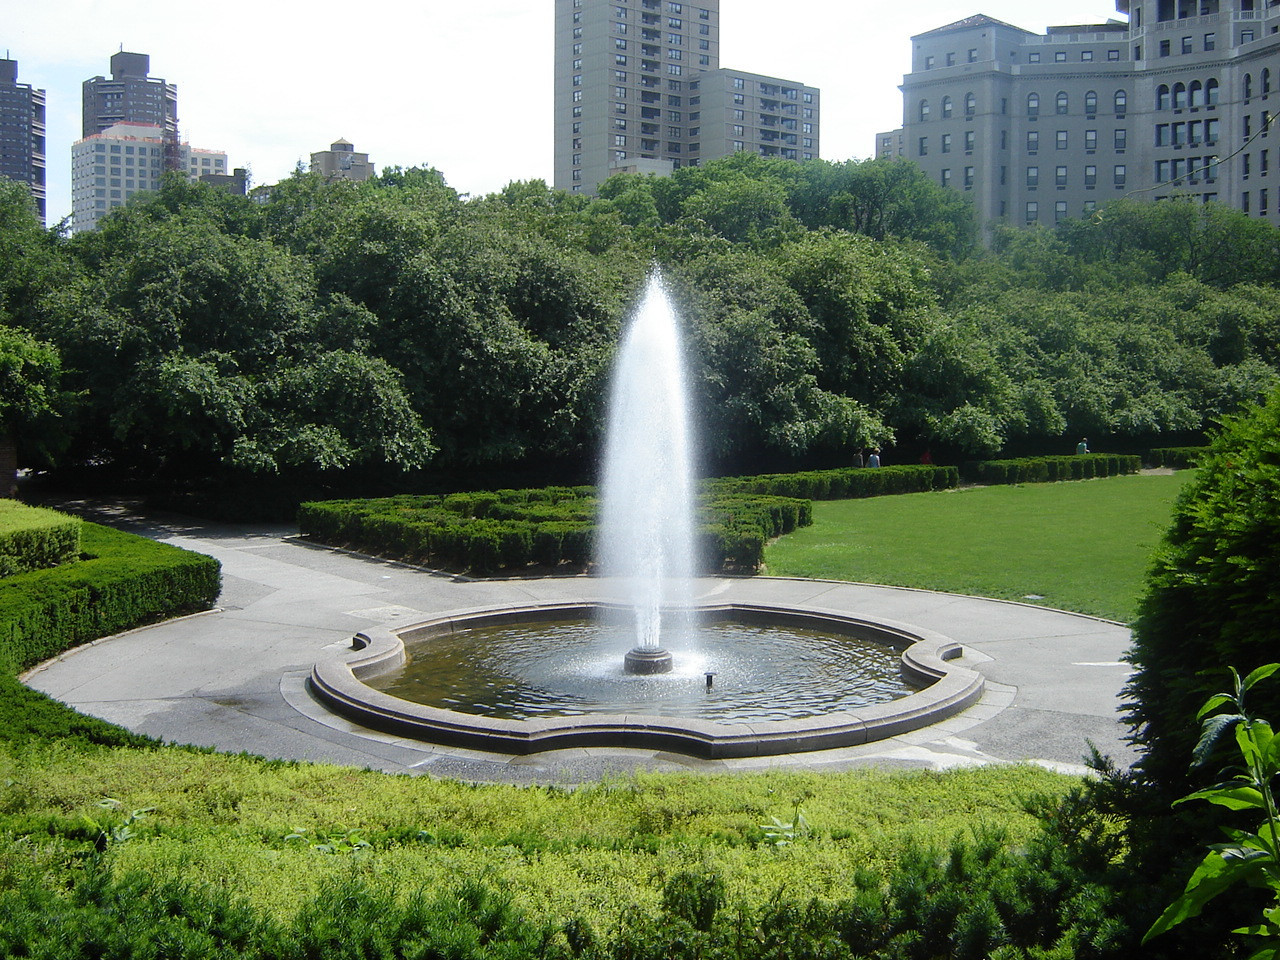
[0,154,1277,487]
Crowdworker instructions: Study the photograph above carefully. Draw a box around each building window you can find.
[925,55,935,69]
[1243,190,1251,213]
[1085,91,1098,116]
[919,99,930,121]
[1057,91,1069,114]
[1055,200,1068,222]
[965,131,975,152]
[1115,128,1128,150]
[964,166,974,187]
[918,136,928,156]
[1159,39,1171,57]
[1055,51,1067,62]
[1265,69,1273,96]
[1027,166,1039,187]
[1082,50,1094,61]
[1027,130,1040,152]
[1085,129,1098,151]
[1108,49,1120,60]
[941,95,953,118]
[1026,201,1039,222]
[941,168,951,187]
[946,52,956,66]
[941,133,952,153]
[1205,32,1216,51]
[1057,130,1069,149]
[1182,35,1193,54]
[965,92,976,116]
[1028,92,1040,116]
[1115,90,1128,115]
[1056,165,1068,185]
[1208,78,1220,106]
[1114,164,1127,186]
[968,48,979,62]
[1085,164,1098,186]
[1029,52,1041,63]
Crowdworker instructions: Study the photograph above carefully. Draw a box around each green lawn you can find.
[764,472,1194,622]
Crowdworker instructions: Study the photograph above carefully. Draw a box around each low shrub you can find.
[1146,446,1208,469]
[0,501,81,578]
[961,454,1141,485]
[0,522,221,674]
[707,465,958,501]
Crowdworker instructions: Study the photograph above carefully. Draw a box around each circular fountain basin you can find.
[308,601,985,759]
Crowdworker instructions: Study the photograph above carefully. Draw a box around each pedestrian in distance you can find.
[1076,437,1090,455]
[868,449,881,468]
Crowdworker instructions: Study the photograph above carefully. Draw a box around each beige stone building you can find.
[71,122,228,232]
[878,1,1280,227]
[554,0,819,194]
[310,138,375,182]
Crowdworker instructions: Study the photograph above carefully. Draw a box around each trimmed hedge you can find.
[0,522,221,674]
[707,464,959,500]
[960,454,1141,485]
[299,486,815,576]
[0,500,81,578]
[1146,446,1208,469]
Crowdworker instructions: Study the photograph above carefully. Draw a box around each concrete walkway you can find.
[23,507,1139,784]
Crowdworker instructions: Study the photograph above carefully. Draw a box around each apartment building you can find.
[554,0,819,194]
[310,138,375,182]
[0,58,46,223]
[71,122,227,232]
[878,1,1280,226]
[83,51,178,141]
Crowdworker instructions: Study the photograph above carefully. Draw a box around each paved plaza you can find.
[23,507,1139,784]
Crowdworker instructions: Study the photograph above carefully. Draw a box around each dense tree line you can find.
[1,154,1279,490]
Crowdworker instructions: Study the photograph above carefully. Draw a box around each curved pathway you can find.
[22,506,1138,784]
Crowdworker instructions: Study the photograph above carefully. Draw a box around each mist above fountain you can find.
[597,273,696,675]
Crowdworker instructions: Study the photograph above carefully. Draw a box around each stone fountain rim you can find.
[308,600,986,760]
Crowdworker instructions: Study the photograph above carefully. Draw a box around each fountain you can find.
[306,273,986,759]
[597,273,696,675]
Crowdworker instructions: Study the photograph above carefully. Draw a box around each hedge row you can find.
[0,522,222,674]
[0,501,81,578]
[1147,446,1209,469]
[707,464,959,500]
[299,487,813,576]
[960,454,1142,485]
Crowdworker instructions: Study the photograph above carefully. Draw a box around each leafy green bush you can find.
[1126,387,1280,797]
[0,501,80,578]
[0,522,220,673]
[961,454,1141,485]
[1147,446,1208,469]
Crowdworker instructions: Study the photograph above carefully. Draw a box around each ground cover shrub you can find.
[0,500,80,578]
[0,522,221,673]
[960,453,1141,485]
[1146,446,1209,469]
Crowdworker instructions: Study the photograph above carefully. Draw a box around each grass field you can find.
[764,472,1194,623]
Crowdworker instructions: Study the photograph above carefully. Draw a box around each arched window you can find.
[1173,82,1187,109]
[1027,92,1040,116]
[1056,91,1069,114]
[1245,73,1253,100]
[1207,77,1220,106]
[964,92,976,116]
[919,99,930,121]
[941,95,953,118]
[1085,90,1099,115]
[1114,89,1128,114]
[1156,84,1170,110]
[1189,80,1203,108]
[1264,68,1272,95]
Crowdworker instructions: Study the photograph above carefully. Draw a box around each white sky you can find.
[7,1,1125,225]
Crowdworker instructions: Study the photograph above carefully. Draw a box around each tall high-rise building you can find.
[880,1,1280,228]
[71,122,227,232]
[0,58,47,223]
[554,0,819,194]
[83,51,178,140]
